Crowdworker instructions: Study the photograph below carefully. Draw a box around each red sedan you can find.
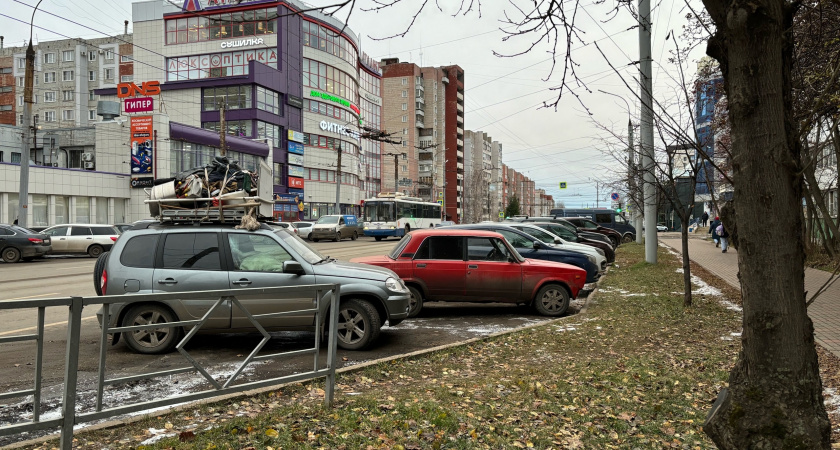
[351,229,587,318]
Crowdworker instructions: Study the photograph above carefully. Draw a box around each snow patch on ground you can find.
[555,324,580,332]
[395,317,548,336]
[140,429,177,446]
[598,287,649,297]
[824,387,840,416]
[659,242,681,256]
[675,268,742,312]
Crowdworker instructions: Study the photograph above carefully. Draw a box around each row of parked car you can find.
[0,223,122,263]
[88,213,627,355]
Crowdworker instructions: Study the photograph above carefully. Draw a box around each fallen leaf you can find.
[266,428,279,438]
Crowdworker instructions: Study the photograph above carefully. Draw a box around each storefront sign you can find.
[288,141,304,155]
[124,97,154,113]
[363,92,382,106]
[117,81,161,99]
[274,193,298,203]
[288,177,304,189]
[130,116,154,175]
[288,129,304,143]
[220,37,265,49]
[288,153,304,166]
[130,177,154,188]
[310,89,360,114]
[319,121,360,140]
[288,165,305,178]
[287,94,303,109]
[288,188,304,197]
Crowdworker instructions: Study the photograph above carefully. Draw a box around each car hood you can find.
[312,223,338,229]
[314,259,397,281]
[522,257,587,275]
[349,255,392,266]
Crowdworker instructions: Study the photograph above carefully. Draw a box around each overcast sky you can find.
[2,0,705,208]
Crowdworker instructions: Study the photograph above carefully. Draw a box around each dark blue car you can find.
[442,224,600,284]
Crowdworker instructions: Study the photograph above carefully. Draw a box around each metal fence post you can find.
[60,297,83,450]
[325,285,339,407]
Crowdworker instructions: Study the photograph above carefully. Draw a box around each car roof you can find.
[408,228,503,238]
[45,223,117,228]
[442,224,534,237]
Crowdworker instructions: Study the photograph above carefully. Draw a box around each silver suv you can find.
[94,222,410,354]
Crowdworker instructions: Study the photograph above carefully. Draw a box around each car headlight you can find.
[385,277,408,293]
[364,226,369,230]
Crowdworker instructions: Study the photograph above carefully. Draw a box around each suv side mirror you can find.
[283,260,305,275]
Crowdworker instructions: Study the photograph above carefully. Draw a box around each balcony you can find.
[416,109,425,117]
[457,162,464,170]
[419,136,434,147]
[415,117,425,128]
[457,127,463,135]
[457,91,464,102]
[457,139,463,147]
[442,76,449,84]
[416,95,425,105]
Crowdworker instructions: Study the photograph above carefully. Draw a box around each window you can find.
[413,236,463,260]
[44,226,70,237]
[44,72,56,83]
[17,77,24,87]
[88,52,96,61]
[228,234,291,271]
[401,103,407,111]
[119,235,158,268]
[256,121,281,148]
[89,90,95,101]
[62,110,74,121]
[467,237,511,261]
[62,50,74,62]
[497,229,531,248]
[17,58,25,69]
[162,233,221,270]
[62,70,74,81]
[202,120,252,138]
[121,54,132,62]
[89,71,96,81]
[70,226,92,236]
[403,128,408,134]
[105,69,114,80]
[0,105,11,111]
[401,115,407,123]
[301,19,357,67]
[302,58,358,102]
[256,86,280,114]
[120,75,133,83]
[44,53,56,64]
[166,8,277,45]
[63,90,74,101]
[105,50,114,60]
[202,85,252,111]
[594,213,612,224]
[44,91,56,103]
[401,77,408,85]
[89,109,96,120]
[273,163,285,186]
[402,142,407,147]
[304,98,358,123]
[18,95,23,106]
[18,115,23,125]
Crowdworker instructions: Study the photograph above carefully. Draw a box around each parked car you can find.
[42,224,119,257]
[291,221,314,240]
[563,217,625,247]
[518,217,614,248]
[500,223,607,272]
[528,222,615,263]
[550,209,636,243]
[351,229,587,318]
[657,224,668,232]
[0,224,51,263]
[94,222,410,353]
[441,224,601,284]
[310,215,360,242]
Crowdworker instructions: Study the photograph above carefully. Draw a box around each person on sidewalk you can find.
[701,211,709,227]
[717,222,730,253]
[709,216,720,247]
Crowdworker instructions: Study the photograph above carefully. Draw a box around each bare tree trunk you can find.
[680,214,692,307]
[804,185,837,258]
[702,0,830,447]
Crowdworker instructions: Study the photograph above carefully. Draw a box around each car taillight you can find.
[28,238,43,244]
[100,270,108,296]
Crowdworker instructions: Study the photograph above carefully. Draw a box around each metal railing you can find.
[0,284,340,449]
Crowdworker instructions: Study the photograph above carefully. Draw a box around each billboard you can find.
[130,116,154,175]
[288,141,304,154]
[288,153,304,166]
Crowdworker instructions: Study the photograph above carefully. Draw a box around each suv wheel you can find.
[533,284,570,317]
[2,247,21,263]
[122,304,182,354]
[407,286,424,318]
[88,244,104,258]
[93,251,109,296]
[335,299,381,350]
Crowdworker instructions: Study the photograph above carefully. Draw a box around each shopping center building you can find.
[57,0,377,224]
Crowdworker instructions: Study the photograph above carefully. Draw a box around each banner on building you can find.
[288,141,304,154]
[288,177,304,189]
[130,116,154,175]
[288,153,304,166]
[288,165,305,178]
[288,130,304,144]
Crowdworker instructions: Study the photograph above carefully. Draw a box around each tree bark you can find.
[701,0,830,447]
[680,215,692,307]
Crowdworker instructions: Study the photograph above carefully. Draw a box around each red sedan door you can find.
[464,237,523,302]
[411,236,466,301]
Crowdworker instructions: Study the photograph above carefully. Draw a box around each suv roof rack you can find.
[145,194,275,226]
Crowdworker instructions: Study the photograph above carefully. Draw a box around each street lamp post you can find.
[16,1,44,228]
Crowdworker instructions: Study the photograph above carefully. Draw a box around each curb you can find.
[8,284,604,449]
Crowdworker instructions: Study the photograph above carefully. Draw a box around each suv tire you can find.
[533,284,570,317]
[93,251,109,296]
[407,286,424,318]
[122,304,182,354]
[335,298,381,350]
[2,247,21,263]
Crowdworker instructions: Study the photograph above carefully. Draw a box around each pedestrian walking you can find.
[13,218,18,225]
[701,211,709,227]
[717,222,730,253]
[709,216,720,247]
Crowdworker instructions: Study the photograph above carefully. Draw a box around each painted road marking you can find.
[0,316,97,336]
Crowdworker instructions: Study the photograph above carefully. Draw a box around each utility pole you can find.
[219,102,226,156]
[639,0,657,263]
[385,152,406,194]
[629,120,642,244]
[335,144,342,214]
[17,38,36,228]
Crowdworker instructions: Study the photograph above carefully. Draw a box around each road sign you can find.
[437,200,443,205]
[498,212,504,218]
[610,192,620,201]
[559,182,567,189]
[438,192,444,199]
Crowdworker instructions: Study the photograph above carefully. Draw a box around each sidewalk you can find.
[660,234,840,358]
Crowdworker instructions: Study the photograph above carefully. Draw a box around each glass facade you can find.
[202,85,252,110]
[302,20,358,67]
[202,120,253,138]
[303,58,357,103]
[165,8,278,44]
[256,86,280,115]
[167,48,278,81]
[169,140,261,175]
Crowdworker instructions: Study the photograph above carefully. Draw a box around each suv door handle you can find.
[232,279,252,286]
[468,264,478,269]
[157,278,178,285]
[416,263,426,268]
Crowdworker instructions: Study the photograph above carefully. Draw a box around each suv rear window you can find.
[162,233,221,270]
[120,235,158,268]
[91,226,117,235]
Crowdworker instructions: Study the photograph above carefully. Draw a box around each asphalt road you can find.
[0,235,584,445]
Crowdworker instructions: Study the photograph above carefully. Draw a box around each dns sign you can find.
[117,81,161,98]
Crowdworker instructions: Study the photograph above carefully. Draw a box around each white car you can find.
[501,223,608,272]
[656,224,668,232]
[291,221,314,240]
